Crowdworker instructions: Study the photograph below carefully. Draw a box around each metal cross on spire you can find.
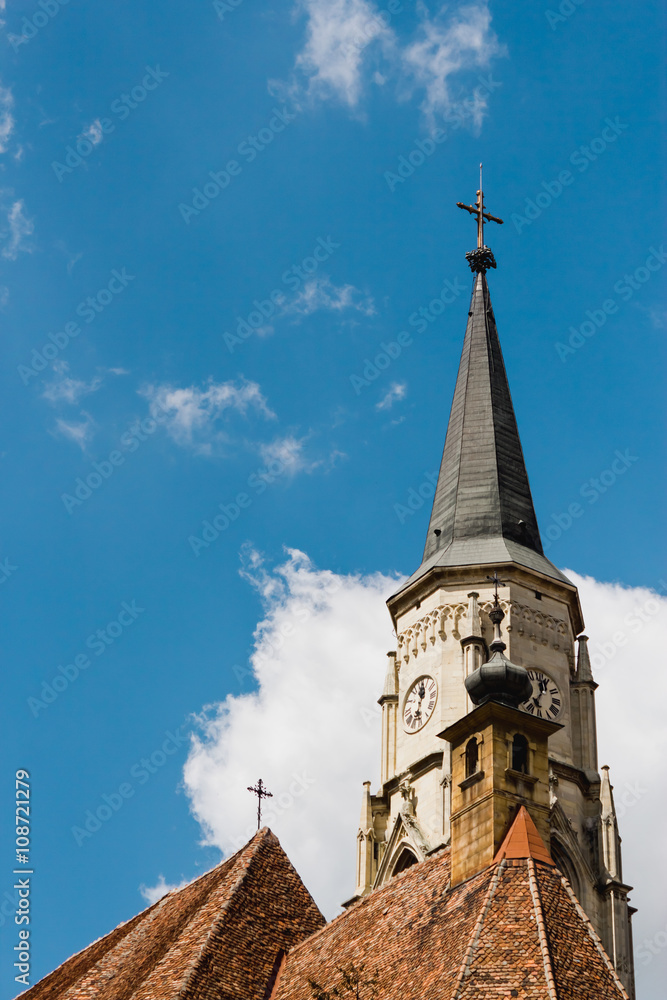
[457,164,504,273]
[247,778,273,831]
[487,571,505,607]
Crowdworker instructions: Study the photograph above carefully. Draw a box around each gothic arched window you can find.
[392,847,418,877]
[465,737,479,777]
[512,733,529,774]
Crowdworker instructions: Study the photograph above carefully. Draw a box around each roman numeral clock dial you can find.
[520,669,562,720]
[403,676,438,733]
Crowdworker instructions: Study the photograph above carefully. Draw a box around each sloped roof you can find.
[274,817,628,1000]
[22,819,628,1000]
[20,828,324,1000]
[494,804,555,866]
[394,273,570,597]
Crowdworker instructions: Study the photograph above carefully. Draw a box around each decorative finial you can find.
[457,164,503,273]
[486,572,506,652]
[247,778,273,830]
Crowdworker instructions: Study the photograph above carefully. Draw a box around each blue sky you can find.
[1,0,665,995]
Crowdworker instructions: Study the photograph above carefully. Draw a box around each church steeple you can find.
[403,267,571,592]
[425,270,542,558]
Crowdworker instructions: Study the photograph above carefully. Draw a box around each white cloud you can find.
[139,875,191,906]
[292,0,394,106]
[183,548,398,916]
[282,1,503,127]
[376,381,406,410]
[43,373,103,405]
[141,379,275,455]
[284,276,375,317]
[42,364,127,405]
[401,4,503,126]
[259,436,309,475]
[53,413,95,451]
[1,200,34,260]
[80,118,104,146]
[181,554,667,997]
[564,569,667,987]
[0,284,8,308]
[0,82,14,153]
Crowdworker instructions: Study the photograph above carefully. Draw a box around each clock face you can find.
[521,669,562,720]
[403,676,438,733]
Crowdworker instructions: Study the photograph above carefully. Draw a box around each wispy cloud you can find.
[291,0,394,107]
[1,200,34,260]
[80,119,104,146]
[53,413,95,451]
[284,276,375,317]
[42,363,127,405]
[401,4,503,126]
[0,82,14,153]
[141,379,276,454]
[259,436,310,475]
[280,1,503,127]
[139,875,191,906]
[376,381,406,411]
[43,373,104,405]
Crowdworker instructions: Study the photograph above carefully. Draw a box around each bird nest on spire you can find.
[465,245,497,273]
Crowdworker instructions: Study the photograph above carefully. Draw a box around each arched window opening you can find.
[512,733,529,774]
[392,847,418,877]
[465,737,479,777]
[551,841,581,899]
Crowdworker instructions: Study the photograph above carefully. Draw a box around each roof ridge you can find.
[175,828,274,998]
[448,274,481,549]
[527,857,559,1000]
[557,870,630,998]
[451,858,506,999]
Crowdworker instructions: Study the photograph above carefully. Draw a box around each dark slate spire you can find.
[425,271,542,559]
[399,272,571,591]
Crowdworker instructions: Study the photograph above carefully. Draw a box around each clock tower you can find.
[351,186,635,997]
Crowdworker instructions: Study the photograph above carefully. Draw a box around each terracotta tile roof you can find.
[21,819,628,1000]
[274,836,629,1000]
[20,828,325,1000]
[494,804,555,866]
